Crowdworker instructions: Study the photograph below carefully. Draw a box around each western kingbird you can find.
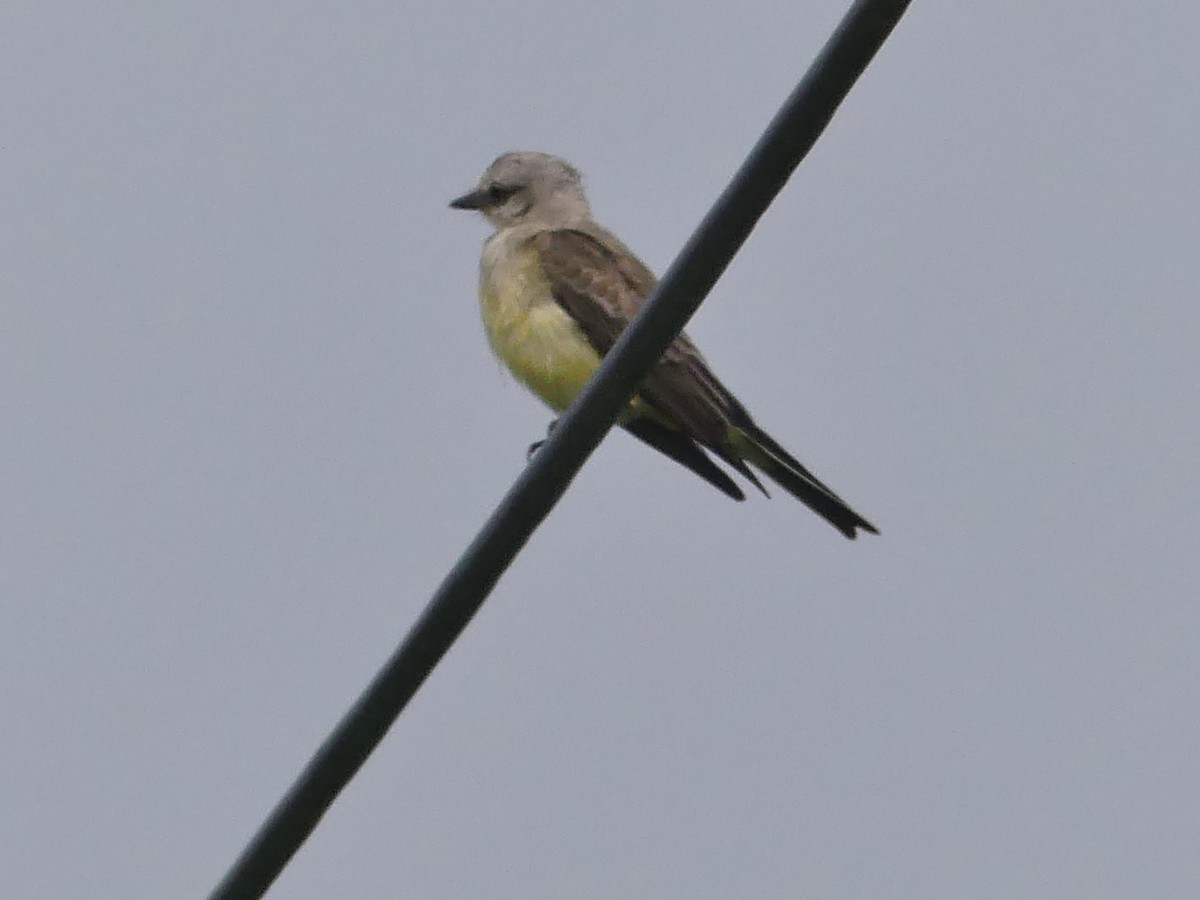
[451,151,877,539]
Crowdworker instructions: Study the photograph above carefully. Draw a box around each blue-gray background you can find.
[3,2,1197,897]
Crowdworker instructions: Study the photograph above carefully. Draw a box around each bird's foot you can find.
[526,419,559,460]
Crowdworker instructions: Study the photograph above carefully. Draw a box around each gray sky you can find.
[3,2,1198,897]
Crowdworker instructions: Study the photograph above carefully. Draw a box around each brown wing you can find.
[530,229,744,445]
[528,229,882,535]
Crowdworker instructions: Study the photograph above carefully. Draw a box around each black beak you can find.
[449,189,489,210]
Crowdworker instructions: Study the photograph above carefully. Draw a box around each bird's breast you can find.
[478,240,601,412]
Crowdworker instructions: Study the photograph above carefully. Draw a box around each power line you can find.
[206,2,912,897]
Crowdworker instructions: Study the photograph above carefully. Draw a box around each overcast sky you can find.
[3,2,1198,898]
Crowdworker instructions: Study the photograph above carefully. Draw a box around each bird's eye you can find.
[486,183,517,203]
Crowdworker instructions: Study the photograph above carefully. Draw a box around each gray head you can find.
[449,151,591,228]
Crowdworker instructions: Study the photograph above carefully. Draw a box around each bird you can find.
[450,151,877,539]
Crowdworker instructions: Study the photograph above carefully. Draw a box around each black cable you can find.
[206,2,911,896]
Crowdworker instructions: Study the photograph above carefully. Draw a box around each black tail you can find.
[624,419,746,501]
[733,424,878,539]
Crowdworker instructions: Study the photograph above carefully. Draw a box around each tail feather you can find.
[730,425,878,539]
[624,419,746,501]
[710,445,769,498]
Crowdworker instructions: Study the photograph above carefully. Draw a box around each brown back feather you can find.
[529,229,752,453]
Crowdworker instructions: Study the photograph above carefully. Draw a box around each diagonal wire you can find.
[206,2,912,897]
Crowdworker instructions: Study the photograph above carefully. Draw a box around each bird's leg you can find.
[526,419,559,459]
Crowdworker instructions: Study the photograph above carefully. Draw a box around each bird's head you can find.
[450,151,590,229]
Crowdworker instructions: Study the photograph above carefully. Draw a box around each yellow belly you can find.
[490,302,603,412]
[480,251,604,412]
[478,243,670,427]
